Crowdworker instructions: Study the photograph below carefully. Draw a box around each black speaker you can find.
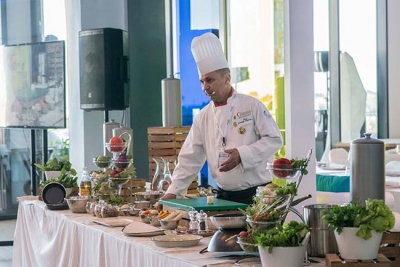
[79,28,129,110]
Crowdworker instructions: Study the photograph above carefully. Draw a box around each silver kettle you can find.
[350,133,385,205]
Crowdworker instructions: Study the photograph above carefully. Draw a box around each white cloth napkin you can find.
[122,221,164,235]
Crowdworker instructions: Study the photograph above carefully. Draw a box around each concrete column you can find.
[65,0,127,180]
[284,0,316,216]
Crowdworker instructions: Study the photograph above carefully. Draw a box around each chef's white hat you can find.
[191,32,228,76]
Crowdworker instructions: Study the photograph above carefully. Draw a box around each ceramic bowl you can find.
[149,215,161,227]
[159,219,180,230]
[140,214,150,224]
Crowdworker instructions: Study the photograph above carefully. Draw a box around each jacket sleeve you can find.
[237,100,283,171]
[165,119,206,196]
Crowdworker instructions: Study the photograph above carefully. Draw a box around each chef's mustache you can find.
[204,90,216,97]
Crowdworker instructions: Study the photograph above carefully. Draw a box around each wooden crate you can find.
[148,126,190,181]
[379,231,400,265]
[326,254,392,267]
[120,179,146,202]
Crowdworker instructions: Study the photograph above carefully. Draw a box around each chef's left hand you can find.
[219,148,241,172]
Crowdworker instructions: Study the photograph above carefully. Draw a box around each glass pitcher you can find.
[158,159,172,192]
[151,157,164,191]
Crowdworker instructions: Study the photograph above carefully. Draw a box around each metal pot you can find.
[303,204,338,257]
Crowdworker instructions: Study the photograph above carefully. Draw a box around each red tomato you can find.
[272,158,292,178]
[109,137,124,152]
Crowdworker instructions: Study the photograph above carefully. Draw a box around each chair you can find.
[385,149,400,165]
[328,148,350,167]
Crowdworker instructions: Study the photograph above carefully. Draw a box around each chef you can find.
[160,32,282,204]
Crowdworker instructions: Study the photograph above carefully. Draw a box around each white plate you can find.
[93,218,132,227]
[317,162,346,170]
[151,234,202,247]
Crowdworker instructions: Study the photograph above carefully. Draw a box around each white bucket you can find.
[335,227,383,260]
[258,233,309,267]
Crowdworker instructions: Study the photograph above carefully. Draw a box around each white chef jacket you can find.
[166,90,283,197]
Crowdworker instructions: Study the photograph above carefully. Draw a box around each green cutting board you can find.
[159,198,248,211]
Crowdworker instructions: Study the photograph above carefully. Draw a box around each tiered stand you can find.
[92,132,135,202]
[264,148,313,224]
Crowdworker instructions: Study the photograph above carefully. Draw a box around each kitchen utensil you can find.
[42,182,66,204]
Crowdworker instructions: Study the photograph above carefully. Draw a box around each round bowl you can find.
[108,176,131,186]
[260,195,289,205]
[140,214,150,224]
[92,157,111,169]
[209,214,246,229]
[134,200,151,209]
[66,196,93,213]
[159,219,180,230]
[112,159,133,169]
[105,142,126,153]
[134,191,163,205]
[246,218,279,230]
[236,237,258,253]
[266,162,301,179]
[128,208,141,216]
[149,215,161,227]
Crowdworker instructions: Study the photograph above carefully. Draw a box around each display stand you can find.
[326,254,391,267]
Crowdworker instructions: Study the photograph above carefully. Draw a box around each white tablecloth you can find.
[13,197,326,267]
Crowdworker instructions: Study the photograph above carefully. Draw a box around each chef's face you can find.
[200,69,231,103]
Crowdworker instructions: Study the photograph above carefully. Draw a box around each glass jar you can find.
[86,201,97,215]
[189,208,199,233]
[94,200,105,217]
[101,204,119,218]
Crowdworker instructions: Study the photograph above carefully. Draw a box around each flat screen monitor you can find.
[0,40,66,129]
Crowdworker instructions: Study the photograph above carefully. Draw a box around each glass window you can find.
[0,0,67,220]
[314,0,379,161]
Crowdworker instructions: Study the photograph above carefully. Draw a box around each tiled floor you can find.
[0,219,15,267]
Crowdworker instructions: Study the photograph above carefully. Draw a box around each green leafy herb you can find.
[255,221,309,253]
[275,182,297,196]
[40,169,78,188]
[108,195,126,206]
[290,157,308,175]
[322,199,395,240]
[35,155,76,175]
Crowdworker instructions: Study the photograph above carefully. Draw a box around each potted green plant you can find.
[255,221,310,267]
[35,155,77,180]
[322,198,395,259]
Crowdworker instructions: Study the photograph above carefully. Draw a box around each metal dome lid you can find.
[351,133,384,144]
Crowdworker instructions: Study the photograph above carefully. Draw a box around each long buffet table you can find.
[13,197,326,267]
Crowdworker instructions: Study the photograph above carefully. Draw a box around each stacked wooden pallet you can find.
[147,126,198,194]
[120,178,146,202]
[379,231,400,265]
[325,254,391,267]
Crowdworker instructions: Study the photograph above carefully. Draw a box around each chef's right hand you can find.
[155,193,176,211]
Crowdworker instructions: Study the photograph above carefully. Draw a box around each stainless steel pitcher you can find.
[350,133,385,204]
